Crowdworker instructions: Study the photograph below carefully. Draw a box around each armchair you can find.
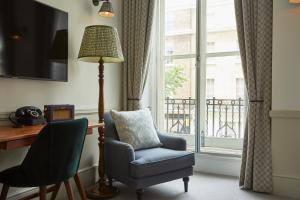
[104,113,195,200]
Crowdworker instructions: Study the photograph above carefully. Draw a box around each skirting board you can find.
[193,153,241,177]
[6,164,98,200]
[273,175,300,199]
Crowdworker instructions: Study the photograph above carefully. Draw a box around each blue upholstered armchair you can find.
[104,113,195,200]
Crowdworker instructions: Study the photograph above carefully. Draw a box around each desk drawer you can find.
[0,137,35,150]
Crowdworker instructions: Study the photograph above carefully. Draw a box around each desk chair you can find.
[0,118,88,200]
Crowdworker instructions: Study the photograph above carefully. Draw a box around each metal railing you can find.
[165,97,196,134]
[165,97,245,138]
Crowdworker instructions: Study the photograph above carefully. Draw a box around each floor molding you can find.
[194,153,241,177]
[273,174,300,199]
[273,174,300,181]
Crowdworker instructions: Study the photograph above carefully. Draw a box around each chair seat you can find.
[130,148,194,178]
[0,166,31,187]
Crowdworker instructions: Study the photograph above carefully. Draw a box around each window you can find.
[162,0,197,151]
[160,0,245,155]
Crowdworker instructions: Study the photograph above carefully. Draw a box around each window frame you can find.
[159,0,242,155]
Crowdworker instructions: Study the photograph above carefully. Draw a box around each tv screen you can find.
[0,0,68,81]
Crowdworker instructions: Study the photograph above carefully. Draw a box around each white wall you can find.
[0,0,123,198]
[272,0,300,199]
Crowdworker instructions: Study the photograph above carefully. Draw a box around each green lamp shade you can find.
[78,25,124,63]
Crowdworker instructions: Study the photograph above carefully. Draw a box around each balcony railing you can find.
[165,97,245,139]
[165,97,196,135]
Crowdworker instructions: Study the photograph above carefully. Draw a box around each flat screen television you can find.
[0,0,68,82]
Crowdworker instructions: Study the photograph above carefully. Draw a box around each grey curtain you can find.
[234,0,273,193]
[123,0,156,111]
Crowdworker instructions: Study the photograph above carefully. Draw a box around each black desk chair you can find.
[0,118,88,200]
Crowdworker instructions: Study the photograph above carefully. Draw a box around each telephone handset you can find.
[9,106,46,127]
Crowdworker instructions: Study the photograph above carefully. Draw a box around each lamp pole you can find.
[86,58,117,199]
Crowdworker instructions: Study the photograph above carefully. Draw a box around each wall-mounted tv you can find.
[0,0,68,82]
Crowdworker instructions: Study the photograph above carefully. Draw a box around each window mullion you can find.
[164,54,196,60]
[205,51,240,58]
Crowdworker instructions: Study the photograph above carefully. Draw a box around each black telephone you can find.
[9,106,46,127]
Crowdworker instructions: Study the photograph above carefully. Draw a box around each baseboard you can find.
[7,164,98,200]
[273,174,300,199]
[193,153,241,177]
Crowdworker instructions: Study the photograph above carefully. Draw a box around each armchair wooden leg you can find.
[183,177,189,192]
[51,183,61,200]
[0,184,9,200]
[74,173,87,200]
[136,189,144,200]
[64,179,75,200]
[39,186,47,200]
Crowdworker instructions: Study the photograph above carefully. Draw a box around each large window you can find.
[160,0,245,155]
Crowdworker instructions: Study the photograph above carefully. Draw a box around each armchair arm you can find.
[105,139,135,179]
[157,132,187,151]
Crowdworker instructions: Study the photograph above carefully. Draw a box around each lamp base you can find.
[86,182,118,199]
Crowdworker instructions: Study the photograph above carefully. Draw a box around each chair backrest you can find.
[21,118,88,186]
[104,112,119,140]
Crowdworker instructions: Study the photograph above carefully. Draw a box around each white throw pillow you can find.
[110,109,162,150]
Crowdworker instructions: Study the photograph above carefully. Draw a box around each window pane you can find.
[203,55,245,155]
[206,0,239,53]
[164,58,196,99]
[164,58,196,151]
[165,0,196,56]
[206,79,215,99]
[206,56,243,99]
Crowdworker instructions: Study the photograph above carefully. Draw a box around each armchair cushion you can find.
[130,148,194,178]
[110,109,162,150]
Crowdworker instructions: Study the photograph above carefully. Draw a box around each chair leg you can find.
[51,183,61,200]
[0,184,9,200]
[64,179,75,200]
[183,177,189,192]
[136,189,144,200]
[39,186,47,200]
[74,173,87,200]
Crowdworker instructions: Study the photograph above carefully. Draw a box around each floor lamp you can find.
[78,25,124,199]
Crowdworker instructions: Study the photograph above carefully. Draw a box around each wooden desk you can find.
[0,123,102,150]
